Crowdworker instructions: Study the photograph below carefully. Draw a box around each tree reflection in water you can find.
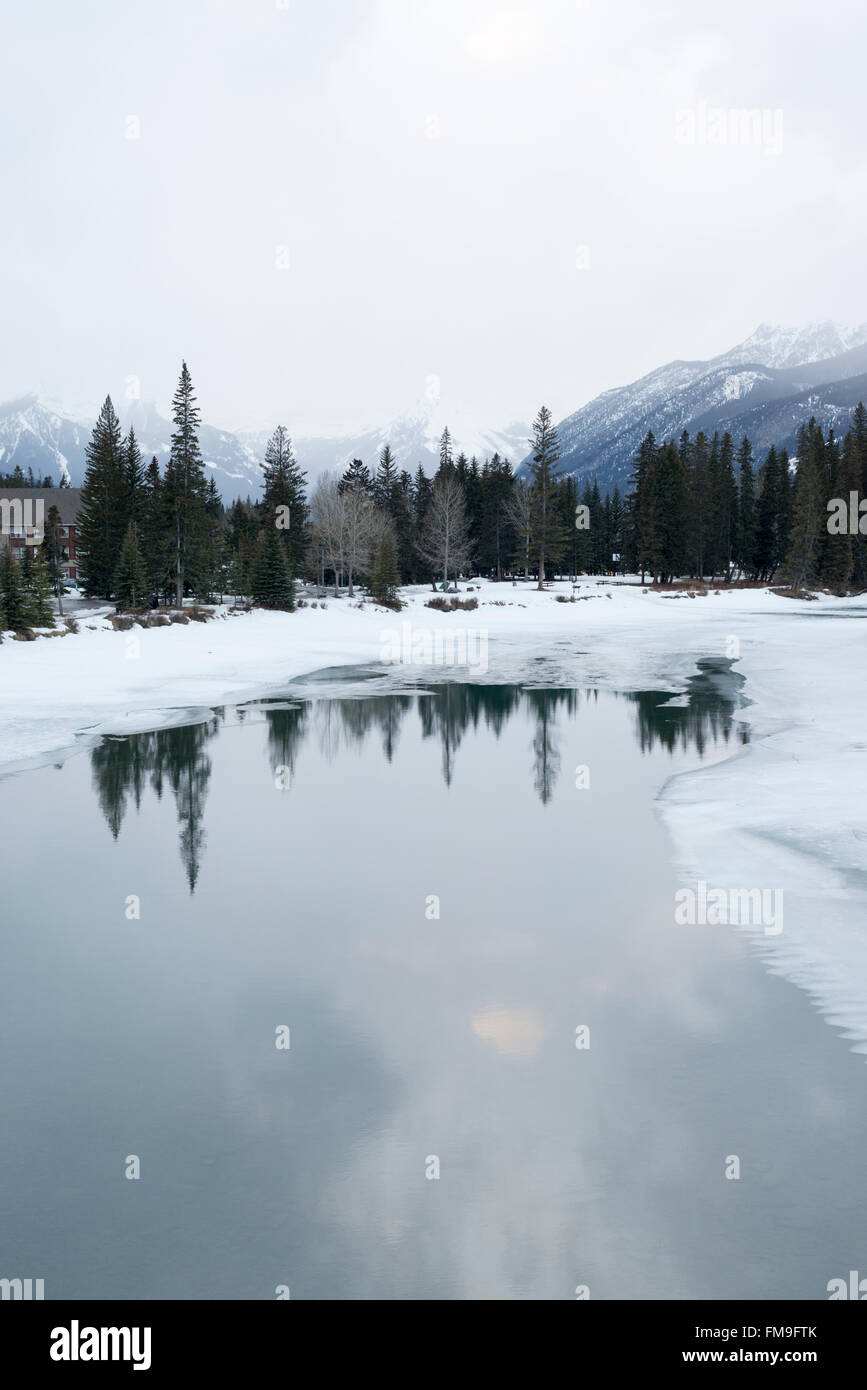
[91,666,747,891]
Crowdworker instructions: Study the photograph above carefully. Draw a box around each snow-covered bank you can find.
[2,578,866,1052]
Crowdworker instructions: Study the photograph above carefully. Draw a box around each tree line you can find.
[625,405,867,591]
[7,358,867,632]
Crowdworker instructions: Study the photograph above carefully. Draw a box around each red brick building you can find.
[0,487,83,585]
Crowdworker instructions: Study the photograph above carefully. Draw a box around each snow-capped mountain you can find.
[6,321,865,504]
[714,321,867,370]
[0,393,530,499]
[0,395,265,497]
[239,403,530,484]
[526,322,867,492]
[0,396,90,486]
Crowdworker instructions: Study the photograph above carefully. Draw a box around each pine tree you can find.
[250,527,295,610]
[784,422,826,590]
[392,471,416,585]
[114,522,150,610]
[0,543,26,630]
[339,458,374,496]
[735,437,757,579]
[850,407,867,587]
[77,396,127,596]
[627,431,657,582]
[40,503,66,614]
[21,548,55,627]
[437,428,454,477]
[203,476,225,600]
[648,441,688,582]
[413,464,435,587]
[686,431,711,578]
[124,427,146,525]
[165,362,209,606]
[369,532,401,607]
[261,425,300,578]
[755,446,782,581]
[609,484,625,572]
[478,453,516,580]
[141,457,169,599]
[528,405,565,589]
[821,428,860,593]
[576,479,594,573]
[374,444,399,508]
[708,432,738,580]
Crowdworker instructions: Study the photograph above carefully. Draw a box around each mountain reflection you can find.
[91,671,747,891]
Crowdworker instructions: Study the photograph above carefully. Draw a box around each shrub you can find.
[425,596,478,612]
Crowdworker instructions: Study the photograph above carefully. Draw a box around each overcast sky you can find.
[1,0,864,434]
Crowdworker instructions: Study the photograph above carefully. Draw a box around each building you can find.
[0,487,83,585]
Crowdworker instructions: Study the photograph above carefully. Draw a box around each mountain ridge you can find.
[519,321,867,491]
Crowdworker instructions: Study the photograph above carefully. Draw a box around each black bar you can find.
[2,1299,861,1375]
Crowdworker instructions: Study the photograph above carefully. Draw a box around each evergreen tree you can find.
[528,405,565,588]
[478,453,516,580]
[0,543,26,629]
[165,362,209,605]
[735,437,757,578]
[114,522,149,610]
[413,464,435,587]
[755,446,783,582]
[392,470,416,584]
[250,527,295,610]
[557,474,580,578]
[686,432,711,578]
[374,444,399,508]
[784,421,826,590]
[821,429,860,592]
[626,431,657,582]
[141,457,168,599]
[40,503,66,613]
[609,484,625,572]
[261,426,298,572]
[437,427,454,477]
[648,441,688,582]
[339,458,374,497]
[21,548,55,627]
[576,479,594,573]
[124,427,146,524]
[77,396,127,596]
[706,432,737,579]
[369,532,401,607]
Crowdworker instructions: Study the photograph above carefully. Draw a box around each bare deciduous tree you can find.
[417,472,473,590]
[309,472,383,597]
[506,479,533,580]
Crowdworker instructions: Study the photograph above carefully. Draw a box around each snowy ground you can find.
[2,577,866,1054]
